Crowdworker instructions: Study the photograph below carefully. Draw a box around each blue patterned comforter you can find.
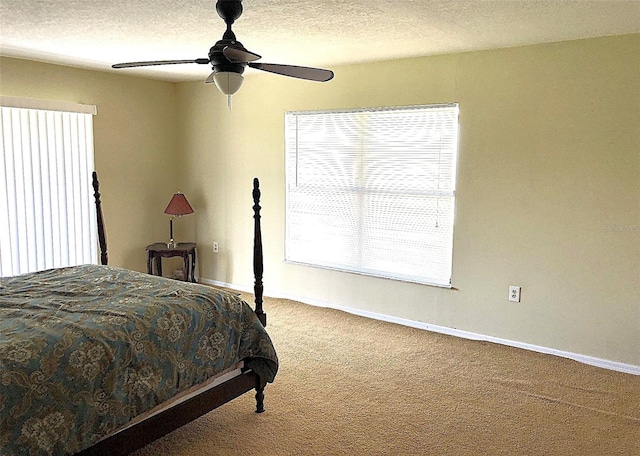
[0,264,278,456]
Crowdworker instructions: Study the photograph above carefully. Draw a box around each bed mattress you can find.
[0,265,278,455]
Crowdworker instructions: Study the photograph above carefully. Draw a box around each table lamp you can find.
[164,192,194,247]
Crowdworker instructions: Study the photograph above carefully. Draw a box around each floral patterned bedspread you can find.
[0,264,278,456]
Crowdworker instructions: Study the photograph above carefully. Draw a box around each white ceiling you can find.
[1,0,639,83]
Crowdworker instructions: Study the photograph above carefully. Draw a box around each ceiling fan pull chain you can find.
[226,71,233,110]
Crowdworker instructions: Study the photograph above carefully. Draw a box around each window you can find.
[285,104,459,287]
[0,97,97,277]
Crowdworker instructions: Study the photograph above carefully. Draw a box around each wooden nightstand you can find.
[146,242,196,282]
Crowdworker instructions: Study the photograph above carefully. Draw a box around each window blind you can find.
[285,104,459,287]
[0,101,97,277]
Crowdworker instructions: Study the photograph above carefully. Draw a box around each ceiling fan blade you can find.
[112,58,209,69]
[248,63,334,82]
[223,46,262,63]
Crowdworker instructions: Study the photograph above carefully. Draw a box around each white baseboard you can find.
[199,278,251,292]
[199,278,640,376]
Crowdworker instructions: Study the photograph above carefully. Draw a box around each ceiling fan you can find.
[112,0,334,102]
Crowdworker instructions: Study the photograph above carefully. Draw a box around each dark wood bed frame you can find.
[78,173,268,456]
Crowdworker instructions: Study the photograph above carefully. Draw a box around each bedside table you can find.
[146,242,196,282]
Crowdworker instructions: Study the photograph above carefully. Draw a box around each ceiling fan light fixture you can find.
[213,71,244,95]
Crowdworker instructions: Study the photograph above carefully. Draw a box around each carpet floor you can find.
[132,295,640,455]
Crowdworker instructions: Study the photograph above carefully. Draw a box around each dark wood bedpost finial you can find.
[253,178,266,327]
[92,171,108,266]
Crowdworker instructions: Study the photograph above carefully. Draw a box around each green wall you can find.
[0,57,181,270]
[176,34,640,366]
[1,34,638,366]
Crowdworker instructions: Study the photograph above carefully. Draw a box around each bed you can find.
[0,174,278,456]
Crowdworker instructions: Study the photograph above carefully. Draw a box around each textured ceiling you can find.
[1,0,639,83]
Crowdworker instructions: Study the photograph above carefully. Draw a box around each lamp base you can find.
[168,219,175,248]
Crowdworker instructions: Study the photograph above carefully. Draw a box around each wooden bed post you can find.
[253,178,267,414]
[253,178,266,327]
[92,171,108,266]
[255,381,266,414]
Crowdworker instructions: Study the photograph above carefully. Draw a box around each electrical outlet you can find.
[213,242,219,253]
[509,286,521,302]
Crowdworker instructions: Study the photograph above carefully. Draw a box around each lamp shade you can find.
[164,192,194,216]
[213,72,244,95]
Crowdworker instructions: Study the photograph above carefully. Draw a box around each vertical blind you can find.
[285,104,459,287]
[0,99,97,277]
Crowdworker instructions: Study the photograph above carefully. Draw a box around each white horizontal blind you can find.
[285,104,459,286]
[0,103,97,277]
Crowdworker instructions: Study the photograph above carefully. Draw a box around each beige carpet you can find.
[133,295,640,455]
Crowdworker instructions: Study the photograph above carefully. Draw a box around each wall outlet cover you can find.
[509,286,521,302]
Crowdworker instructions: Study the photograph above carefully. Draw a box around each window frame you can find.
[0,97,97,277]
[284,103,460,288]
